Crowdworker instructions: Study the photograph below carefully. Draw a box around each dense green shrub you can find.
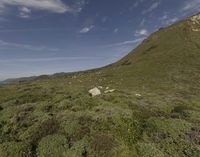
[136,143,165,157]
[146,117,192,138]
[91,133,115,154]
[158,138,200,157]
[18,117,59,144]
[36,134,68,157]
[0,142,32,157]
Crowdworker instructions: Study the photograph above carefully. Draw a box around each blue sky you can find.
[0,0,200,80]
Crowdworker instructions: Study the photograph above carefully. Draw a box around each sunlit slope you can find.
[99,14,200,92]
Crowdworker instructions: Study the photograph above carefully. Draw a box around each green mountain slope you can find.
[103,13,200,91]
[0,13,200,157]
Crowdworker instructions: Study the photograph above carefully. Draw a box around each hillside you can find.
[0,13,200,157]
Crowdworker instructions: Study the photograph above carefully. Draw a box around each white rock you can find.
[89,87,101,97]
[135,94,142,97]
[104,89,116,94]
[106,87,109,90]
[98,86,103,89]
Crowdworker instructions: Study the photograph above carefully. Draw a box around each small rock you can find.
[98,86,103,89]
[106,87,109,90]
[135,94,142,97]
[89,87,101,97]
[104,89,116,94]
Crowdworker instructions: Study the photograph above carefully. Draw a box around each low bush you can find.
[36,134,68,157]
[0,141,32,157]
[136,142,165,157]
[146,117,192,138]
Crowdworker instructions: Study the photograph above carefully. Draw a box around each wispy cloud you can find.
[132,0,145,8]
[79,25,94,33]
[142,1,160,14]
[181,0,200,13]
[159,12,179,26]
[113,28,119,33]
[0,0,86,18]
[108,38,145,47]
[165,17,179,25]
[0,40,60,51]
[140,18,146,26]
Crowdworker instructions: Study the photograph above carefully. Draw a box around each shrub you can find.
[0,142,32,157]
[146,117,192,138]
[65,139,89,157]
[158,138,200,157]
[136,143,165,157]
[36,134,68,157]
[91,133,115,153]
[112,143,139,157]
[18,117,59,144]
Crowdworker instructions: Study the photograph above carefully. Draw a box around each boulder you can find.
[89,87,101,97]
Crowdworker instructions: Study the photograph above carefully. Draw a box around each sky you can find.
[0,0,200,80]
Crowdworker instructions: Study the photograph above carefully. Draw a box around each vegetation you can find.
[0,13,200,157]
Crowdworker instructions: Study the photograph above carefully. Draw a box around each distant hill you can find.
[0,73,68,84]
[0,77,37,84]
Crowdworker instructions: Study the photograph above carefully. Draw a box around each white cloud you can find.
[0,0,86,17]
[135,29,149,37]
[79,25,94,33]
[19,7,32,18]
[161,14,168,20]
[20,6,31,13]
[142,1,160,14]
[0,39,60,51]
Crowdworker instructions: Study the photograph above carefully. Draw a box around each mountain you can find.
[0,13,200,157]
